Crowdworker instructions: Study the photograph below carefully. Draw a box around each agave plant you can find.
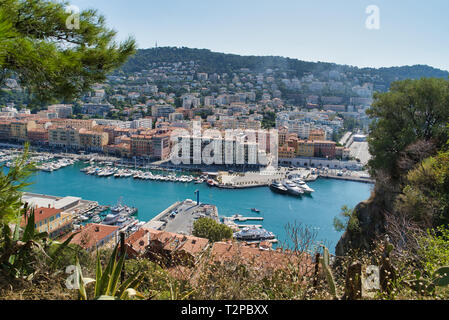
[75,243,144,300]
[1,206,47,278]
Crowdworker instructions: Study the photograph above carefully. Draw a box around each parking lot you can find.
[148,200,220,235]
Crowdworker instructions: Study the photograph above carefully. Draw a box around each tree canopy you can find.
[192,217,233,243]
[0,144,34,224]
[0,0,136,103]
[367,78,449,179]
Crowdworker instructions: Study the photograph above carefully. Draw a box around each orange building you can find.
[309,129,326,141]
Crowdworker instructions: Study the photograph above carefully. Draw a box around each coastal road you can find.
[349,142,371,165]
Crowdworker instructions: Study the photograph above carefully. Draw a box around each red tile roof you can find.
[61,223,119,250]
[21,207,62,226]
[146,228,209,256]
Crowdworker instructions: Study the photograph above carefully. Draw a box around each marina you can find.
[2,149,373,250]
[16,162,372,250]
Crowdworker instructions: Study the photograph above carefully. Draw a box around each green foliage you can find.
[333,205,359,233]
[367,78,449,179]
[120,47,449,86]
[395,150,449,226]
[0,207,48,278]
[0,144,79,280]
[0,144,35,224]
[192,217,233,243]
[261,111,276,129]
[417,227,449,275]
[75,243,144,300]
[406,266,449,295]
[0,0,136,104]
[125,258,193,300]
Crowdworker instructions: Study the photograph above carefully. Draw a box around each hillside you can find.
[120,47,449,87]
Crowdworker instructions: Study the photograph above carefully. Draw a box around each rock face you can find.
[335,195,386,256]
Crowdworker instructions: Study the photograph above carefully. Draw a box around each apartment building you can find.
[78,128,109,151]
[297,140,315,157]
[278,145,295,159]
[312,140,336,158]
[22,207,74,239]
[47,104,73,118]
[151,132,171,160]
[48,126,80,149]
[10,120,36,141]
[172,132,261,166]
[309,129,326,141]
[130,130,171,160]
[0,121,11,140]
[50,119,97,130]
[130,134,153,157]
[151,104,175,118]
[27,128,49,144]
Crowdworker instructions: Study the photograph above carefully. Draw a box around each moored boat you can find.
[282,180,304,196]
[292,178,315,194]
[269,181,288,194]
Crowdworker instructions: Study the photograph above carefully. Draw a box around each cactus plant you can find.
[407,266,449,295]
[319,245,337,298]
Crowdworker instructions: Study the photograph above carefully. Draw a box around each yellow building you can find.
[22,207,74,239]
[79,129,109,151]
[48,126,80,149]
[297,140,315,157]
[10,120,36,141]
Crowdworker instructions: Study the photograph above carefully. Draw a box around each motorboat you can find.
[78,215,89,222]
[102,213,120,225]
[91,215,101,223]
[233,227,275,241]
[269,181,288,194]
[292,179,315,194]
[282,180,304,196]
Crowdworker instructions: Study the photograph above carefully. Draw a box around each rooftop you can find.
[61,223,119,250]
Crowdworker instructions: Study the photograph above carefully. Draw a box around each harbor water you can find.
[22,163,372,252]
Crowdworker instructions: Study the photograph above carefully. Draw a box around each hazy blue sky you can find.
[69,0,449,71]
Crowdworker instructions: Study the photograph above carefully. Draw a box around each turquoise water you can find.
[22,163,372,252]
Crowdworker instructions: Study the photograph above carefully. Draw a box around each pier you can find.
[236,224,263,228]
[224,215,264,222]
[319,173,375,184]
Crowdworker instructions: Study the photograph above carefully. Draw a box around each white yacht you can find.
[292,179,315,194]
[282,180,304,196]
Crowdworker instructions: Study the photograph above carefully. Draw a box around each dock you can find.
[224,215,264,222]
[319,174,375,184]
[236,224,263,228]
